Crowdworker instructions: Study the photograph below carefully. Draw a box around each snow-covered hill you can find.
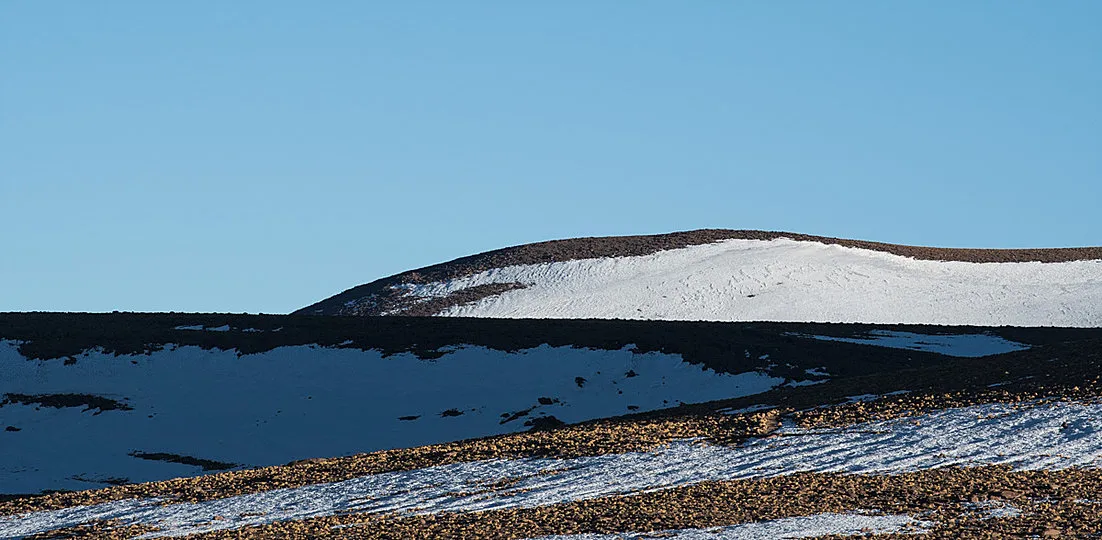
[300,232,1102,327]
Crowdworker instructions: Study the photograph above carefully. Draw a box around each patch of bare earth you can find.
[0,393,133,414]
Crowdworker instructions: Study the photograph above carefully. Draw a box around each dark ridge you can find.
[127,452,237,472]
[295,229,1102,316]
[1,313,1099,385]
[0,393,132,414]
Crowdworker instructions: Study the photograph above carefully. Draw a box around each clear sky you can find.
[2,2,1099,314]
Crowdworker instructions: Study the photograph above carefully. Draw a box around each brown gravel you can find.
[23,521,157,540]
[794,387,1102,430]
[294,229,1102,316]
[9,388,1102,537]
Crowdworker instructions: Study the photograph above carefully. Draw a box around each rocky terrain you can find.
[1,313,1101,538]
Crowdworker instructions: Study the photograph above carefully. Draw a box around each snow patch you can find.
[965,500,1022,520]
[718,404,776,416]
[799,330,1030,357]
[173,325,231,332]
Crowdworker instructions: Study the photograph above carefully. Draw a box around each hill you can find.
[296,230,1102,326]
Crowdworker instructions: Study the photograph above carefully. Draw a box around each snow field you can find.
[0,340,781,494]
[3,400,1099,538]
[387,239,1102,326]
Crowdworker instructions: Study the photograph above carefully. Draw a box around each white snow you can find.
[3,400,1098,538]
[965,500,1022,520]
[839,390,910,406]
[533,512,932,539]
[173,325,231,332]
[800,330,1031,357]
[0,340,781,494]
[384,239,1101,326]
[718,404,776,415]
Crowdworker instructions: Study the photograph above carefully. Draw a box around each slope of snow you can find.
[534,512,933,539]
[798,330,1030,357]
[0,340,781,494]
[392,239,1102,326]
[2,400,1097,538]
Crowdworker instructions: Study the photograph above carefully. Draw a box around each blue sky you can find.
[2,2,1099,313]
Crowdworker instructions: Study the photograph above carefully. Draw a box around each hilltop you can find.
[297,230,1102,326]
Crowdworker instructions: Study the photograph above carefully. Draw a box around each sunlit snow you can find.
[3,400,1099,538]
[390,239,1102,326]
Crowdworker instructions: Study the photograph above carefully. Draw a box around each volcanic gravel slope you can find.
[294,230,1102,326]
[5,312,1072,496]
[2,313,1102,538]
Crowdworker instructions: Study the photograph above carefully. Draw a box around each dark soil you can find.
[0,393,132,414]
[126,452,237,472]
[294,229,1102,316]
